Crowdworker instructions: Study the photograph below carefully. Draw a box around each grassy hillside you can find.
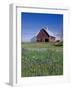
[21,42,63,77]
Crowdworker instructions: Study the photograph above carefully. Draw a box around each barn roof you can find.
[31,27,55,40]
[49,35,55,38]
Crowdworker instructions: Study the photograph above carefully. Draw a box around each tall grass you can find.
[21,42,63,77]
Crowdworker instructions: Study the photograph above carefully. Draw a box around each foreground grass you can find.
[21,42,63,77]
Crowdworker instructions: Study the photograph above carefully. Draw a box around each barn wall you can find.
[36,30,49,42]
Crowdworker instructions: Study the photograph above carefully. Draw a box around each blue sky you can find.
[21,12,63,42]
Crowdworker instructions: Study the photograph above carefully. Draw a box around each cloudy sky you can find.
[21,12,63,42]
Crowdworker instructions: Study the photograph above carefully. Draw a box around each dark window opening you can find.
[45,39,49,42]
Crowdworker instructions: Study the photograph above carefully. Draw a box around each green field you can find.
[21,42,63,77]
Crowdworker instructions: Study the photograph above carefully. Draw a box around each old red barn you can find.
[36,28,55,42]
[31,28,55,42]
